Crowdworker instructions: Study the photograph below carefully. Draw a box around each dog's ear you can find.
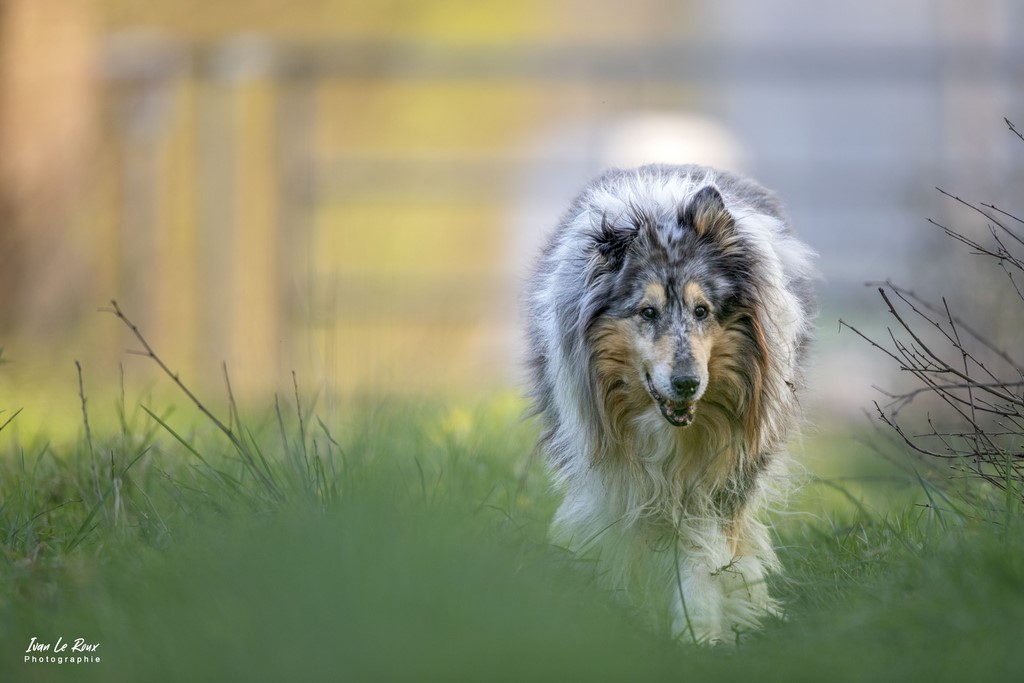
[679,185,735,243]
[593,213,637,270]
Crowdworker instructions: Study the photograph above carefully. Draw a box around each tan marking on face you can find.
[683,282,710,311]
[683,281,716,380]
[641,282,666,310]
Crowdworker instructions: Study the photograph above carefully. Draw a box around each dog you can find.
[524,164,816,644]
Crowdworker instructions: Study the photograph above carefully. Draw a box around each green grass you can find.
[2,388,1024,682]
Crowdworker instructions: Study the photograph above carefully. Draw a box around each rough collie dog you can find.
[525,164,816,644]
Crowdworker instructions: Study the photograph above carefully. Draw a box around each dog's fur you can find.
[524,164,816,644]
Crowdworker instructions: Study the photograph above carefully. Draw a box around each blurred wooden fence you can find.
[99,35,539,396]
[91,29,1023,397]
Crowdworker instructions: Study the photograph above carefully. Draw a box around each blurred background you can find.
[0,0,1022,429]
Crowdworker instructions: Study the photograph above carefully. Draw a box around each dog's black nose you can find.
[671,374,700,399]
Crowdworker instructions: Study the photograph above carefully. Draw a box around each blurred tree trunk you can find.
[0,0,97,335]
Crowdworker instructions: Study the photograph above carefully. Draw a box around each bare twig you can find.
[876,289,1023,408]
[935,187,1024,249]
[849,129,1024,500]
[865,280,1021,371]
[106,300,281,499]
[1006,117,1024,144]
[981,202,1024,226]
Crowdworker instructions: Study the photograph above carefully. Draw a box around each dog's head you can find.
[587,185,764,429]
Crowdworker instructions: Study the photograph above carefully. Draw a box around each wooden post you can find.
[0,0,98,335]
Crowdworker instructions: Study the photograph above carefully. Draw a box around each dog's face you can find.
[629,278,720,426]
[590,185,752,429]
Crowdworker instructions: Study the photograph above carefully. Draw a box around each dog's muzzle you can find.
[645,373,697,427]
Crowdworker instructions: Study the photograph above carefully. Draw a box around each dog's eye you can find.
[639,307,659,321]
[694,304,709,320]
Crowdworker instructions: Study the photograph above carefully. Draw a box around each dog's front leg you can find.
[670,549,728,645]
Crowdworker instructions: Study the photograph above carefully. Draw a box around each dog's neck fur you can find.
[594,388,752,529]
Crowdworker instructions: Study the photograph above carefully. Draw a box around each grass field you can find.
[2,380,1023,682]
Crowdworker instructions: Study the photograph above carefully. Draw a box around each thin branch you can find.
[981,202,1024,226]
[877,288,1024,408]
[872,402,960,460]
[106,300,281,499]
[108,301,237,443]
[874,381,1024,401]
[936,186,1024,249]
[866,280,1021,371]
[1006,117,1024,144]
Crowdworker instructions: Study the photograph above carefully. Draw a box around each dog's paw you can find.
[671,609,729,647]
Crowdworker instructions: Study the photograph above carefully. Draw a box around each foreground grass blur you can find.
[2,385,1024,681]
